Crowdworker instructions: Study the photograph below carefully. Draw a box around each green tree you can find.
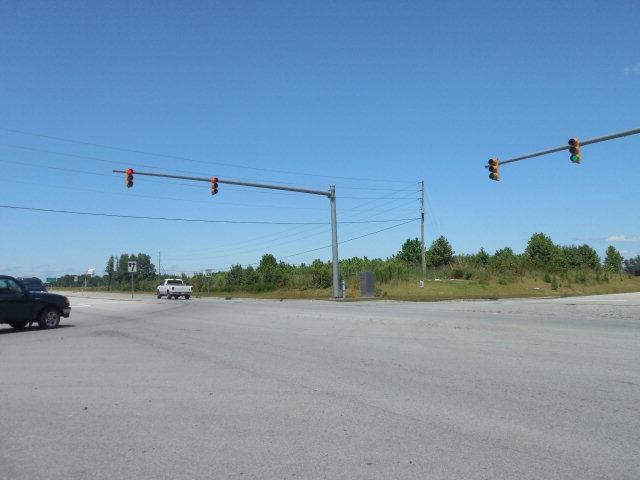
[105,256,115,289]
[561,245,600,270]
[311,259,331,288]
[604,246,624,273]
[226,264,244,287]
[472,247,489,266]
[134,253,156,280]
[256,253,281,285]
[426,236,454,267]
[396,238,422,265]
[623,255,640,275]
[525,233,561,270]
[243,265,259,286]
[115,254,130,283]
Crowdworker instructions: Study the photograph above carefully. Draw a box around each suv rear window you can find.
[18,278,45,290]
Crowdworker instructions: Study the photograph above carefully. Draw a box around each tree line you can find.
[49,233,640,292]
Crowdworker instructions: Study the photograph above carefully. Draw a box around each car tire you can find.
[185,295,190,300]
[9,320,28,329]
[157,291,161,299]
[38,307,60,329]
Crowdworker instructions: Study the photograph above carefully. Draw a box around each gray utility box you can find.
[360,271,375,298]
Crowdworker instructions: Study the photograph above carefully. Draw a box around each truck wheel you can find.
[167,292,172,299]
[157,291,161,299]
[38,308,60,329]
[9,320,28,329]
[185,295,190,300]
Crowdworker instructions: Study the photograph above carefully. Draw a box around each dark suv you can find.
[16,276,48,293]
[0,275,70,329]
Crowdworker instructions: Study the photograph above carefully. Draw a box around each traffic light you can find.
[126,169,134,188]
[211,177,219,195]
[568,137,581,163]
[487,158,499,181]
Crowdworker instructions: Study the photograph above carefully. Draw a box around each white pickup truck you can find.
[157,279,192,299]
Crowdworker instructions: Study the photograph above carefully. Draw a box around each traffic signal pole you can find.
[113,169,342,298]
[494,127,640,167]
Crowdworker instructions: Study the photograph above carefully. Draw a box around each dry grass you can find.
[196,274,640,301]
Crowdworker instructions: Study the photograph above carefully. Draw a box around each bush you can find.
[574,271,588,285]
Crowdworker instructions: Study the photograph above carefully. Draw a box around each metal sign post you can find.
[128,261,137,299]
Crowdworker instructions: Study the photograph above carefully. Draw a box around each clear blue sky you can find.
[1,0,639,279]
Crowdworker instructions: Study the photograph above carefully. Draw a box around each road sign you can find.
[128,261,138,273]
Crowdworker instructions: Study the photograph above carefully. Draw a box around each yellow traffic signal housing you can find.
[487,158,499,181]
[211,177,219,195]
[126,169,134,188]
[568,138,581,163]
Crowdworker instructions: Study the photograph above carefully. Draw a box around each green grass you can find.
[64,273,640,301]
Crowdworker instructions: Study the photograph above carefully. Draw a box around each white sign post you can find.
[128,261,137,298]
[204,269,213,294]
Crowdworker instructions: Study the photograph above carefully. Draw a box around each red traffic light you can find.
[125,169,134,188]
[211,177,219,195]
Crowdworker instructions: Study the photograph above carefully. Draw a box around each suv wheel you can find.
[38,308,60,329]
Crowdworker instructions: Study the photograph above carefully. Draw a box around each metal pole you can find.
[330,186,340,298]
[113,169,341,298]
[496,127,640,166]
[420,181,426,276]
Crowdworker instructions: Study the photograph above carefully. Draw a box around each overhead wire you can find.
[0,127,416,184]
[0,204,418,226]
[0,133,425,270]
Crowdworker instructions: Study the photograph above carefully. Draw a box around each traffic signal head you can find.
[126,168,134,188]
[211,177,219,195]
[568,137,581,163]
[487,158,499,181]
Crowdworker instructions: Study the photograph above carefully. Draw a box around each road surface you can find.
[1,293,639,479]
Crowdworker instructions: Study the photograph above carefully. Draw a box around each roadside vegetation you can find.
[51,233,640,300]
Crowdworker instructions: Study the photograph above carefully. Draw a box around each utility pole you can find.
[113,169,342,298]
[420,181,426,276]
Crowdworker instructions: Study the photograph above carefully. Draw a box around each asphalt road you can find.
[1,292,639,479]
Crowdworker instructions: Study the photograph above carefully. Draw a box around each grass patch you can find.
[60,273,640,302]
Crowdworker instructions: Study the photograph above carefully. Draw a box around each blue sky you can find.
[1,0,639,279]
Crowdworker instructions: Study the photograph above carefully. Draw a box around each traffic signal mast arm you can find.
[112,169,333,198]
[493,126,640,167]
[113,168,340,298]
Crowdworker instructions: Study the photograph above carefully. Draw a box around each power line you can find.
[277,218,419,260]
[0,127,416,184]
[0,142,416,191]
[0,158,418,200]
[0,204,418,225]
